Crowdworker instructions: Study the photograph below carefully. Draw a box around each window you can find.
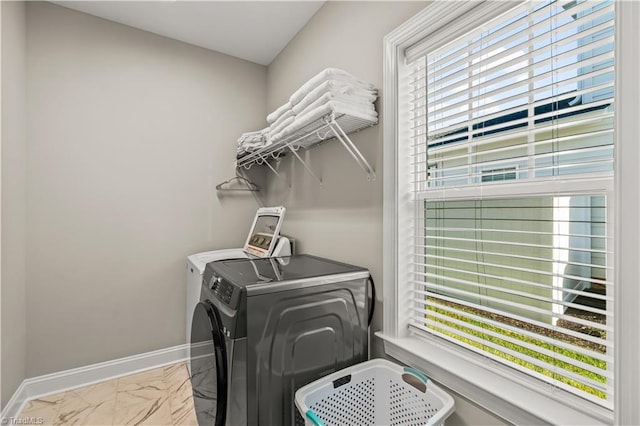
[409,0,615,407]
[379,0,637,423]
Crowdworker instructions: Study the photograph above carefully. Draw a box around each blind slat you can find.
[411,98,614,143]
[414,318,609,390]
[426,1,612,78]
[424,28,614,102]
[419,290,613,350]
[427,4,612,90]
[410,246,613,276]
[411,301,611,363]
[411,112,614,153]
[426,65,614,122]
[416,252,612,274]
[427,79,614,130]
[412,305,612,375]
[417,234,611,255]
[415,50,615,112]
[409,323,611,407]
[415,271,610,318]
[420,224,609,241]
[415,254,611,289]
[411,321,611,392]
[411,129,614,168]
[413,281,612,332]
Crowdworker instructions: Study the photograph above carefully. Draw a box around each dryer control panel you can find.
[208,274,239,308]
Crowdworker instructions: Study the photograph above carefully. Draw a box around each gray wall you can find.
[264,2,510,425]
[25,2,267,377]
[266,0,423,355]
[1,0,27,409]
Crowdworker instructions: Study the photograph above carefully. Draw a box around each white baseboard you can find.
[1,382,28,424]
[1,344,188,421]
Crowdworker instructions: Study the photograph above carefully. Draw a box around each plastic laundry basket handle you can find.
[402,366,429,393]
[367,276,376,326]
[403,366,429,383]
[306,410,325,426]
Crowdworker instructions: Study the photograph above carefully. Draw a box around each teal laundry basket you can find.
[295,359,455,426]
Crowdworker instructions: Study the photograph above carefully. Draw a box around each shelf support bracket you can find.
[327,118,376,181]
[286,145,322,184]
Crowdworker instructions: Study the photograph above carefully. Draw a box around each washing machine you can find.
[186,206,291,373]
[190,254,373,426]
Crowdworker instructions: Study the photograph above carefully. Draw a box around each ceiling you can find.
[52,1,325,66]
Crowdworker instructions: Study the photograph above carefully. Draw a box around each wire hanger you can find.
[216,174,261,192]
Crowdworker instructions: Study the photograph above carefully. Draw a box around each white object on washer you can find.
[242,206,286,258]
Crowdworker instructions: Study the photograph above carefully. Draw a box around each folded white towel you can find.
[272,100,378,142]
[237,140,263,154]
[237,127,270,156]
[240,126,270,137]
[292,80,377,115]
[296,91,376,118]
[270,108,294,131]
[239,129,262,138]
[240,140,264,148]
[238,134,263,145]
[266,101,292,124]
[289,68,375,106]
[269,116,295,141]
[237,140,263,152]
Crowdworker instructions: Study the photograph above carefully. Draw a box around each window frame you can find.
[379,1,640,424]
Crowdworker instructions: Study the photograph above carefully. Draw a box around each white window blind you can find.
[408,0,614,407]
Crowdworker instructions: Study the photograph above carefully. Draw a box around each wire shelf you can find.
[235,111,378,181]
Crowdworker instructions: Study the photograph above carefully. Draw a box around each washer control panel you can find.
[208,274,237,307]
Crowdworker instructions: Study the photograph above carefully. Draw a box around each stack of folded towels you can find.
[236,68,377,159]
[236,127,270,158]
[268,68,377,143]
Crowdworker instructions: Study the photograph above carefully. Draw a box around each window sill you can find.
[376,332,613,426]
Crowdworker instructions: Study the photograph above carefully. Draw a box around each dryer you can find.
[190,254,372,426]
[186,206,290,374]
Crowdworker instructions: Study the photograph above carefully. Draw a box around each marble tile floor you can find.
[17,362,198,426]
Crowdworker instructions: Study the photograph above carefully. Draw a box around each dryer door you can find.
[190,300,228,426]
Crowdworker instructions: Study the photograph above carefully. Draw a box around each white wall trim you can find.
[614,1,640,424]
[382,0,520,341]
[0,344,188,421]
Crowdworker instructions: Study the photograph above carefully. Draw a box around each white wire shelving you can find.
[235,111,378,182]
